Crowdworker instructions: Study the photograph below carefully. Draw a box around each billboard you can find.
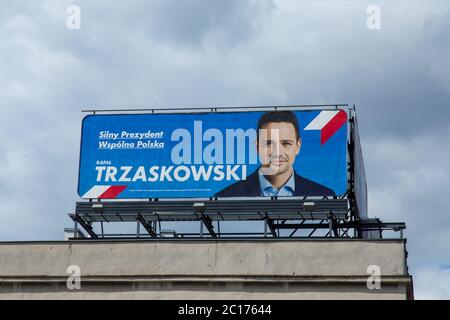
[352,114,368,218]
[78,109,348,199]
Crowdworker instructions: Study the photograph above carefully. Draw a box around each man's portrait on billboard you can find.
[215,111,335,197]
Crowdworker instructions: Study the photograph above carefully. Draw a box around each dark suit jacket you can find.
[214,169,335,197]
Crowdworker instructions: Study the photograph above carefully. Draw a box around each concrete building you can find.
[0,239,413,299]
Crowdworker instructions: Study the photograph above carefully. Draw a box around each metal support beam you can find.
[288,220,305,237]
[201,214,217,238]
[217,221,221,238]
[136,214,157,238]
[265,218,277,238]
[136,221,140,238]
[328,213,339,237]
[73,219,79,239]
[328,218,334,237]
[264,220,267,237]
[73,215,98,238]
[273,222,330,229]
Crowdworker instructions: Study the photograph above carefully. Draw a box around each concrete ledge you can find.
[0,239,407,277]
[0,239,412,299]
[0,281,411,300]
[0,275,413,284]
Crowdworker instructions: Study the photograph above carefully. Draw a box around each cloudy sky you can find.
[1,0,449,299]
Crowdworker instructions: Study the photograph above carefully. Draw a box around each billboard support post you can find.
[73,214,98,239]
[136,214,157,238]
[136,221,140,238]
[265,217,277,238]
[73,220,78,239]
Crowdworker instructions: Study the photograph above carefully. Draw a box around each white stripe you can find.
[82,185,110,198]
[304,110,339,130]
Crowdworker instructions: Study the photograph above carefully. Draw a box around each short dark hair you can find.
[257,111,300,141]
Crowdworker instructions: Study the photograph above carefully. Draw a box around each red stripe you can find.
[321,110,347,145]
[98,186,127,199]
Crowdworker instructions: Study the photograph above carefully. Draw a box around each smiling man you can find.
[214,111,335,197]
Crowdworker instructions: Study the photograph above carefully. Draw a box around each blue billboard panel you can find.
[78,110,348,199]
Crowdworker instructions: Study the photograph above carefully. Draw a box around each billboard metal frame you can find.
[69,104,405,240]
[69,199,405,239]
[81,104,350,114]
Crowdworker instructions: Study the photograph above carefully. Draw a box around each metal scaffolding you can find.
[68,198,405,240]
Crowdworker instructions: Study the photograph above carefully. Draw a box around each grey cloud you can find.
[364,130,450,268]
[74,0,276,50]
[140,0,275,48]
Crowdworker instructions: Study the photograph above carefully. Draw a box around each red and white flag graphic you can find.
[82,185,127,199]
[304,110,347,145]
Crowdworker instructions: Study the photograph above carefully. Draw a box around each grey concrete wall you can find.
[0,239,413,300]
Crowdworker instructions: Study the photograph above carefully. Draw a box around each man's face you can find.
[257,122,301,176]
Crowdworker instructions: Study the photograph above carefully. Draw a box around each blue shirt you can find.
[258,169,295,197]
